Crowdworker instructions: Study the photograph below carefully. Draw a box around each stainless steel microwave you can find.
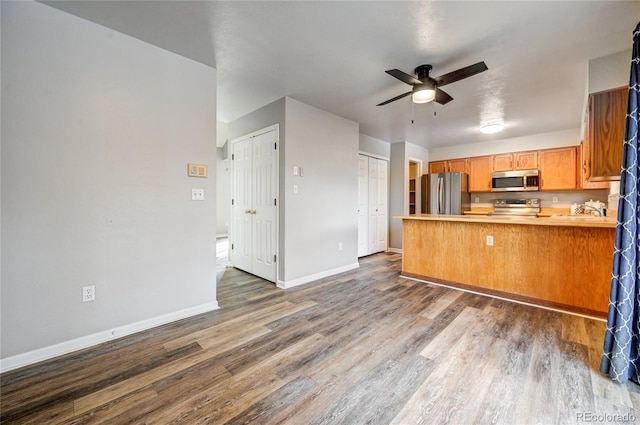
[491,169,539,192]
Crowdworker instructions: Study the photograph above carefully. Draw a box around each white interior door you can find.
[375,159,388,252]
[251,130,277,282]
[368,157,379,255]
[357,155,369,257]
[230,127,278,282]
[367,156,388,255]
[231,137,253,273]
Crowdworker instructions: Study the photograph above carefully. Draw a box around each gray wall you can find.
[228,97,359,285]
[1,2,217,362]
[228,98,287,278]
[589,49,631,93]
[216,145,230,236]
[389,141,429,251]
[284,98,359,283]
[359,134,391,158]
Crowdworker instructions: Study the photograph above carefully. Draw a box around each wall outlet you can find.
[82,285,95,302]
[486,235,494,246]
[475,197,480,203]
[552,196,558,203]
[293,166,299,176]
[293,184,299,194]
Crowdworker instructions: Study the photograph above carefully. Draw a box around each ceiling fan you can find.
[377,61,488,106]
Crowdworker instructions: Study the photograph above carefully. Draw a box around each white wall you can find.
[228,97,287,277]
[227,97,359,287]
[283,98,359,285]
[429,129,580,161]
[388,141,429,251]
[216,145,230,236]
[1,2,217,368]
[589,49,631,93]
[359,134,390,158]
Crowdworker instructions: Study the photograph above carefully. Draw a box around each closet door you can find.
[374,159,388,252]
[231,128,278,282]
[357,155,369,257]
[367,157,388,255]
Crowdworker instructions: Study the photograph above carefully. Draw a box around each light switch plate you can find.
[191,188,205,201]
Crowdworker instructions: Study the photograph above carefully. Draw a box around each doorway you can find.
[409,159,421,214]
[229,125,279,283]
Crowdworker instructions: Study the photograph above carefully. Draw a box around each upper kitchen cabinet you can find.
[539,147,577,190]
[515,151,538,170]
[578,141,609,190]
[429,161,447,174]
[448,158,469,174]
[493,151,538,171]
[428,158,469,174]
[587,86,628,181]
[469,156,493,192]
[493,154,514,172]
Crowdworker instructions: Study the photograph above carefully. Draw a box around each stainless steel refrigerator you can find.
[421,172,470,214]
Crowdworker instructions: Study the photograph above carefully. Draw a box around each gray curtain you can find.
[600,22,640,384]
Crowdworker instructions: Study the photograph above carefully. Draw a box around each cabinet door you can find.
[493,154,513,171]
[515,151,538,170]
[429,161,447,174]
[588,86,627,181]
[448,158,469,174]
[539,147,577,191]
[578,142,609,190]
[469,156,493,192]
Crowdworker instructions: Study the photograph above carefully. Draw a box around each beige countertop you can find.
[395,213,616,228]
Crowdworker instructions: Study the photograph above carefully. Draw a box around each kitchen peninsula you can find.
[397,214,616,318]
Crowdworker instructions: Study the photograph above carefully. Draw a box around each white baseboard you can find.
[0,301,219,373]
[387,247,402,254]
[276,262,360,289]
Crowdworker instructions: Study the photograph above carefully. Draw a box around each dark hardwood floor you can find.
[2,252,639,424]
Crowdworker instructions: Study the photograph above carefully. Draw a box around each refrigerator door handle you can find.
[438,177,444,214]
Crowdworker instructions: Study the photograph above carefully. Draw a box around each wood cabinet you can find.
[587,86,628,181]
[448,158,469,173]
[539,147,577,190]
[578,141,609,190]
[428,161,447,174]
[428,159,468,174]
[515,151,538,169]
[493,152,538,171]
[468,156,493,192]
[493,154,514,171]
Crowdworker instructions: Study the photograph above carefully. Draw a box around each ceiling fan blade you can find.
[435,88,453,105]
[433,61,488,86]
[385,69,422,86]
[376,91,412,106]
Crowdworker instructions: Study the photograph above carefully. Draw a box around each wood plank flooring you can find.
[2,252,639,424]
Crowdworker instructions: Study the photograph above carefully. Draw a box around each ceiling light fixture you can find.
[411,84,436,103]
[480,123,504,134]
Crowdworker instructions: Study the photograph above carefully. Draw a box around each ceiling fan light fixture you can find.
[480,123,504,134]
[411,85,436,103]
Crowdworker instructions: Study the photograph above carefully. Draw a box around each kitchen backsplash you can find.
[470,189,611,210]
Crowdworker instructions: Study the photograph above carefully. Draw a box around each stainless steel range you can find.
[487,198,541,217]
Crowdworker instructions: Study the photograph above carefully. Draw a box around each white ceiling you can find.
[43,1,639,149]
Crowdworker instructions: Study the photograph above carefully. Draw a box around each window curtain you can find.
[600,22,640,384]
